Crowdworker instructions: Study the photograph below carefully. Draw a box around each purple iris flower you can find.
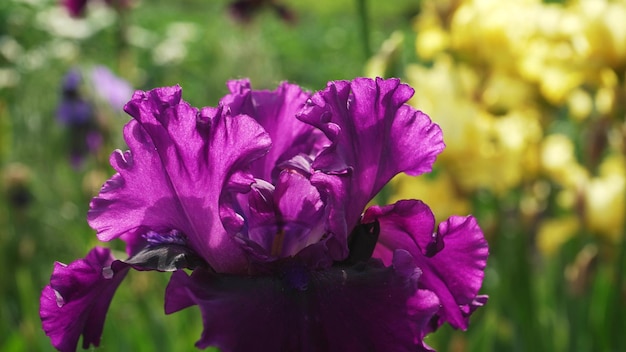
[57,69,93,125]
[228,0,296,24]
[56,68,101,168]
[40,77,488,352]
[62,0,129,17]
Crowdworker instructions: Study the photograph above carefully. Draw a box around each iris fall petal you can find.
[165,249,440,352]
[364,200,489,329]
[40,247,129,352]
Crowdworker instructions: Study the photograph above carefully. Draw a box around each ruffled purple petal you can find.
[87,85,272,273]
[165,249,440,352]
[273,171,327,257]
[221,79,326,181]
[363,200,488,330]
[40,247,129,352]
[298,77,444,259]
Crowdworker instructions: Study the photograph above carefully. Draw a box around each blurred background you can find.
[0,0,624,351]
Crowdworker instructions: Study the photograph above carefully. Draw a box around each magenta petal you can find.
[165,251,439,352]
[273,171,326,257]
[299,77,444,258]
[87,85,272,273]
[364,200,488,330]
[222,79,326,181]
[228,171,328,264]
[40,247,129,352]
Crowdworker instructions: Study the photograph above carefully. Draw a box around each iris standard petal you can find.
[165,249,439,352]
[226,170,327,264]
[221,79,325,181]
[298,77,445,259]
[40,247,129,352]
[87,85,272,273]
[364,200,489,330]
[273,170,326,257]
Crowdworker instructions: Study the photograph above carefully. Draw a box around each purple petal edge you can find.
[221,79,323,182]
[299,77,445,260]
[40,247,129,352]
[87,85,272,273]
[365,200,489,330]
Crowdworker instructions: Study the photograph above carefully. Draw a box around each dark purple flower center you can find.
[281,263,310,291]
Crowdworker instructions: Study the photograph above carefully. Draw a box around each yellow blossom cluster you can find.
[370,0,626,247]
[417,0,626,106]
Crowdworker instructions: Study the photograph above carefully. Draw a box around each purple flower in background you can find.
[62,0,130,17]
[57,69,93,125]
[40,77,488,351]
[62,0,88,17]
[56,68,101,167]
[56,66,131,167]
[90,65,133,111]
[228,0,296,24]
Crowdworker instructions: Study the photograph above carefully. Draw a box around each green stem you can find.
[356,0,371,59]
[113,0,132,79]
[611,225,626,350]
